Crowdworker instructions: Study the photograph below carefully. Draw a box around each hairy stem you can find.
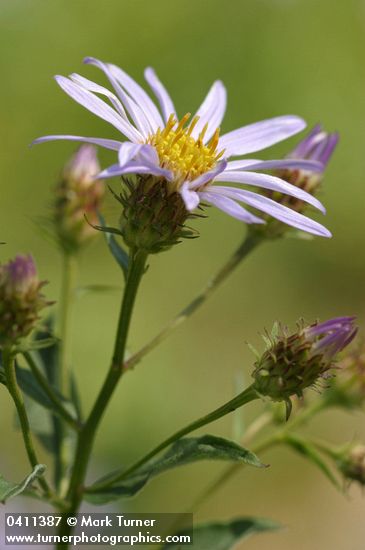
[58,252,77,395]
[55,252,77,493]
[56,250,148,546]
[3,348,50,495]
[124,232,262,371]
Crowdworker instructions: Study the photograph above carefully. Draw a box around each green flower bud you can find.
[116,175,199,254]
[337,444,365,486]
[0,255,51,347]
[251,318,356,417]
[54,145,105,254]
[324,346,365,410]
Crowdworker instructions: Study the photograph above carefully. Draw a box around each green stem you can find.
[23,351,81,431]
[54,252,77,493]
[89,384,259,491]
[58,252,77,396]
[3,348,50,495]
[124,232,262,371]
[57,250,148,544]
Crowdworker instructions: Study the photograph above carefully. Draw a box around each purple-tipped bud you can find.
[252,317,357,417]
[288,125,339,168]
[277,125,339,201]
[54,145,105,254]
[253,125,338,239]
[0,255,51,346]
[304,317,357,360]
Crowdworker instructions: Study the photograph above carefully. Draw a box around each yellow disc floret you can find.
[147,113,224,190]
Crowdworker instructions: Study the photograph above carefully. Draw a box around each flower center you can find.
[147,113,224,187]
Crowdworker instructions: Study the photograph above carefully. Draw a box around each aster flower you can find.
[34,57,331,238]
[0,255,51,346]
[54,144,105,254]
[252,317,357,418]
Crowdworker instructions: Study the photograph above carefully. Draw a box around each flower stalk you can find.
[58,252,77,397]
[3,347,50,495]
[57,249,148,539]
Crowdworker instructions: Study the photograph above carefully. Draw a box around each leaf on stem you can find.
[16,337,59,353]
[284,433,342,490]
[85,435,266,504]
[98,213,129,279]
[0,464,46,503]
[163,517,281,549]
[33,318,59,383]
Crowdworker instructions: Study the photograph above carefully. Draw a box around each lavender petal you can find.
[32,135,124,151]
[191,81,227,143]
[219,115,306,157]
[214,170,326,213]
[144,67,176,123]
[209,186,331,237]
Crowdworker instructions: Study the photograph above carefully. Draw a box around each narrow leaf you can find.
[284,434,341,490]
[0,465,46,503]
[85,435,265,504]
[17,337,59,353]
[0,356,63,413]
[32,318,59,383]
[163,517,281,549]
[98,213,129,278]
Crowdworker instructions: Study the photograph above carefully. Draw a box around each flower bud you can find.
[337,444,365,487]
[254,125,338,239]
[0,255,51,347]
[252,317,357,416]
[53,145,105,254]
[281,125,338,200]
[117,175,199,254]
[325,345,365,410]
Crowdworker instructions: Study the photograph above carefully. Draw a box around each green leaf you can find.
[0,465,46,503]
[85,435,266,504]
[32,322,77,458]
[284,434,342,490]
[32,318,59,384]
[163,517,281,549]
[98,213,129,278]
[16,361,76,422]
[16,337,59,353]
[0,358,56,411]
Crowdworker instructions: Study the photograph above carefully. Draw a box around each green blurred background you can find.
[1,0,365,548]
